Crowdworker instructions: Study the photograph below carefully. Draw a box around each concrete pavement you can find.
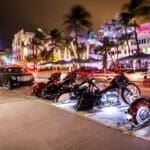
[0,87,149,150]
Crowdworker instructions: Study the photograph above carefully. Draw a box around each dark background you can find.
[0,0,128,48]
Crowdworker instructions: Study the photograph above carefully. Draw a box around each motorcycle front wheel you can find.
[122,83,141,105]
[55,92,72,103]
[30,85,40,97]
[41,89,47,98]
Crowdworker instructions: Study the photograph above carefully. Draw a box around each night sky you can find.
[0,0,128,48]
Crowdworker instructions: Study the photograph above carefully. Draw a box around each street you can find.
[0,85,149,150]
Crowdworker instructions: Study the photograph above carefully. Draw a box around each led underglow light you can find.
[101,106,119,115]
[126,114,132,121]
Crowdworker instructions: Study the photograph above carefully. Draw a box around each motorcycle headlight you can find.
[11,76,17,80]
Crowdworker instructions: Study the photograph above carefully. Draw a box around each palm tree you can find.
[110,19,122,65]
[95,37,116,69]
[50,28,61,42]
[59,32,74,60]
[63,5,92,66]
[121,0,150,54]
[49,28,63,62]
[117,12,134,55]
[99,20,123,68]
[50,30,75,63]
[31,28,48,69]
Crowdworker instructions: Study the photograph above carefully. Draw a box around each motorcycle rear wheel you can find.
[7,80,13,90]
[130,98,150,125]
[55,92,71,103]
[122,83,141,105]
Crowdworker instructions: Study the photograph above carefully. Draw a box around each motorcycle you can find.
[41,71,77,101]
[76,72,141,111]
[31,72,61,97]
[127,97,150,129]
[56,76,96,103]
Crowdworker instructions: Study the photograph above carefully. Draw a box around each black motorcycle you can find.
[56,76,96,103]
[76,72,141,110]
[41,71,77,102]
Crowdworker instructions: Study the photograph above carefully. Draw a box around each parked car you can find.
[124,70,150,82]
[0,66,34,89]
[143,72,150,86]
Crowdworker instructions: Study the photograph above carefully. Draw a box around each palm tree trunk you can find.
[133,21,140,54]
[109,52,115,68]
[33,45,36,70]
[116,44,119,66]
[103,52,107,69]
[125,26,131,56]
[133,21,142,69]
[75,27,81,68]
[115,29,119,67]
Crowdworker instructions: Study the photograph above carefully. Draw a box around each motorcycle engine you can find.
[100,90,120,106]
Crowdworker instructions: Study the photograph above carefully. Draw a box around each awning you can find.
[118,53,150,61]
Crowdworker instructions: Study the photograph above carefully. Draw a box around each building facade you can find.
[12,30,34,63]
[107,23,150,70]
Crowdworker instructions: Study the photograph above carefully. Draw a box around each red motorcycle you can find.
[128,97,150,129]
[31,72,61,97]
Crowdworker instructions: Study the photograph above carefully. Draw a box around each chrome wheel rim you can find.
[136,106,150,124]
[124,85,140,104]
